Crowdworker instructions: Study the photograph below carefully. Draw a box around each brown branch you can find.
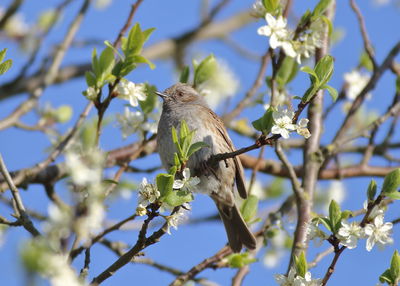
[324,41,400,167]
[0,154,40,236]
[112,0,144,48]
[169,246,232,286]
[349,0,377,70]
[0,0,24,29]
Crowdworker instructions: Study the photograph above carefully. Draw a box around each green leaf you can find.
[104,40,124,60]
[171,126,179,145]
[386,191,400,200]
[179,66,190,83]
[130,54,155,69]
[55,105,73,123]
[123,23,155,56]
[240,195,259,223]
[379,269,393,284]
[163,189,193,207]
[314,55,334,85]
[328,200,341,234]
[226,253,257,268]
[251,107,275,134]
[173,153,180,167]
[187,141,209,158]
[0,48,7,63]
[340,210,352,220]
[301,85,319,103]
[0,59,12,75]
[276,57,298,87]
[193,54,217,87]
[99,46,115,76]
[390,250,400,284]
[294,251,308,278]
[262,0,281,14]
[38,9,58,30]
[367,179,377,201]
[156,173,174,198]
[320,16,333,37]
[359,51,374,72]
[85,71,97,87]
[312,0,331,18]
[91,48,100,77]
[324,84,338,102]
[382,168,400,194]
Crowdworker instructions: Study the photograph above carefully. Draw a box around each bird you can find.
[156,82,256,252]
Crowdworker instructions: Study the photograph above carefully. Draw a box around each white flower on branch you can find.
[296,118,311,139]
[83,86,98,101]
[305,220,328,247]
[116,107,144,139]
[363,214,393,251]
[0,8,29,38]
[65,150,103,187]
[337,220,362,249]
[138,178,160,206]
[116,80,146,107]
[135,204,147,216]
[343,70,371,100]
[271,107,296,139]
[45,253,83,286]
[275,267,322,286]
[173,168,200,192]
[166,208,188,235]
[258,13,296,58]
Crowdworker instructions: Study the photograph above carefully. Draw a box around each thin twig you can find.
[0,154,40,236]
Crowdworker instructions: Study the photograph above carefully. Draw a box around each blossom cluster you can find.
[257,13,324,64]
[271,106,311,139]
[306,202,393,252]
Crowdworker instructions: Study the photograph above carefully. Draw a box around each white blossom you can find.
[95,0,112,9]
[0,8,29,38]
[116,80,146,107]
[83,86,98,101]
[173,168,200,192]
[363,215,393,251]
[138,178,160,206]
[337,220,362,249]
[116,107,144,139]
[305,221,328,247]
[271,107,296,139]
[197,58,239,108]
[258,14,296,58]
[166,208,188,235]
[343,70,371,100]
[65,151,103,187]
[296,118,311,139]
[136,204,147,216]
[45,253,83,286]
[275,267,322,286]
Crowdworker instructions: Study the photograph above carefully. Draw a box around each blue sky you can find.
[1,0,399,285]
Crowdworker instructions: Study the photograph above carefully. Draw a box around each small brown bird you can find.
[156,83,256,252]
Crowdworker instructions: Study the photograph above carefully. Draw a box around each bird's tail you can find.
[215,202,257,252]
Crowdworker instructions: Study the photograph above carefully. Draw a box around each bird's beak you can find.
[156,91,168,100]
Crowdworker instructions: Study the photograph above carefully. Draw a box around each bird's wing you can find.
[202,106,247,199]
